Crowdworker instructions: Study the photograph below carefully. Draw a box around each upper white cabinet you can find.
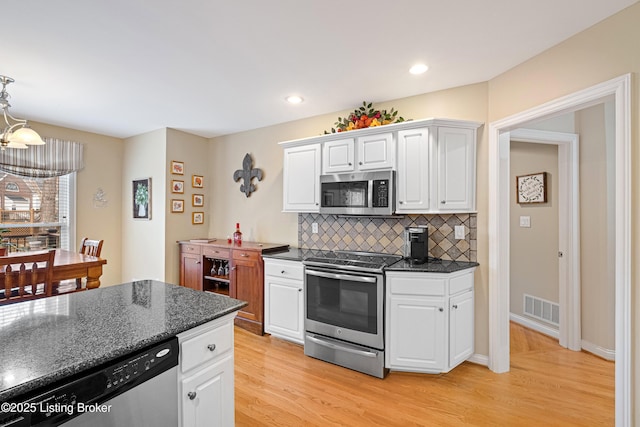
[323,138,355,173]
[322,132,395,174]
[436,127,476,211]
[280,118,481,213]
[282,143,321,212]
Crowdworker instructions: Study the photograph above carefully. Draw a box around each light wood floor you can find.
[234,323,614,426]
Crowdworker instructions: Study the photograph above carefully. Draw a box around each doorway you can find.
[488,74,631,424]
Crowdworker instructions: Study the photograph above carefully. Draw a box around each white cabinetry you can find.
[385,268,475,373]
[436,126,476,211]
[282,144,321,212]
[178,313,237,427]
[322,132,394,174]
[264,258,304,344]
[396,128,430,212]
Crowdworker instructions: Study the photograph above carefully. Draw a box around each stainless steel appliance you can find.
[2,337,178,426]
[319,171,394,216]
[404,226,429,264]
[303,251,402,378]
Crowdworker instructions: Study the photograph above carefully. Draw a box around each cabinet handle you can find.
[298,288,302,292]
[399,201,403,204]
[348,162,353,166]
[441,200,446,204]
[439,307,444,312]
[187,392,197,400]
[196,261,201,265]
[281,270,286,274]
[207,344,216,352]
[359,161,363,165]
[231,266,237,271]
[452,304,458,309]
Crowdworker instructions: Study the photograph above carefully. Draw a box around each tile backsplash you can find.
[298,213,477,262]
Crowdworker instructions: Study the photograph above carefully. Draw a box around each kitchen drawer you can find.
[264,259,303,281]
[232,249,261,262]
[388,275,446,296]
[181,244,201,255]
[203,247,230,259]
[449,271,474,295]
[180,320,233,373]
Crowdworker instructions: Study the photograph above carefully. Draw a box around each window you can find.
[0,172,75,252]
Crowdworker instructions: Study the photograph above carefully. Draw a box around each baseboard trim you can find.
[510,312,559,340]
[467,353,489,367]
[581,340,615,361]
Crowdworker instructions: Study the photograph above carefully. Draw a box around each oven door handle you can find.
[305,269,377,283]
[306,335,377,358]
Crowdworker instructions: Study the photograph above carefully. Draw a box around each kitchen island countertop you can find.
[0,280,246,402]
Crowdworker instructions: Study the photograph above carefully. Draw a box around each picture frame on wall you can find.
[516,172,547,204]
[192,212,204,225]
[133,178,151,220]
[192,194,204,207]
[171,160,184,175]
[171,180,184,194]
[171,199,184,213]
[192,174,204,188]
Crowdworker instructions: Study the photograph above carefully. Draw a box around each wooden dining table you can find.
[3,248,107,290]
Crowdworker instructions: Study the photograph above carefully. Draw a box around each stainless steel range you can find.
[303,251,402,378]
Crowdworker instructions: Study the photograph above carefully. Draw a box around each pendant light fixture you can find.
[0,75,45,150]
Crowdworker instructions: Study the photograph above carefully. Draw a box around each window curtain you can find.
[0,138,84,178]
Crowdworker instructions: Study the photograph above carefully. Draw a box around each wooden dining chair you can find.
[0,250,56,305]
[74,238,103,290]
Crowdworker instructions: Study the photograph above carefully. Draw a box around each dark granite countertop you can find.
[263,248,478,273]
[386,258,479,273]
[0,280,246,402]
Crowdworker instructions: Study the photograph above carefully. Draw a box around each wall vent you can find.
[523,294,559,326]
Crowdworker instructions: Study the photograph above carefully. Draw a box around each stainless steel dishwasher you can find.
[3,337,178,426]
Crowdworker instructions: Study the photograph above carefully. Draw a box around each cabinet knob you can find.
[399,201,403,204]
[348,162,353,166]
[281,270,286,274]
[298,288,302,292]
[452,304,458,309]
[441,200,446,204]
[196,261,201,265]
[359,161,363,165]
[240,253,249,257]
[187,392,197,400]
[207,344,216,352]
[438,307,444,312]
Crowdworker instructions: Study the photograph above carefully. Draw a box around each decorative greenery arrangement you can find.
[325,101,408,134]
[135,184,149,206]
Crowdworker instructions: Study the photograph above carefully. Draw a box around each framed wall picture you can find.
[171,199,184,213]
[133,178,151,220]
[171,180,184,194]
[192,212,204,225]
[192,194,204,207]
[171,160,184,175]
[516,172,547,204]
[192,175,204,188]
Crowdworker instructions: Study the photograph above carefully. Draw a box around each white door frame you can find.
[488,74,631,425]
[510,128,581,351]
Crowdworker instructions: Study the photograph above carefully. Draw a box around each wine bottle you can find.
[233,223,242,245]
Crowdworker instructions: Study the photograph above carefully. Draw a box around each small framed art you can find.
[171,180,184,194]
[133,178,151,220]
[192,194,204,207]
[192,175,204,188]
[516,172,547,204]
[171,160,184,175]
[171,199,184,213]
[192,212,204,225]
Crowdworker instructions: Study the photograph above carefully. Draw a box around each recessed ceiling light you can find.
[286,95,304,104]
[409,64,429,75]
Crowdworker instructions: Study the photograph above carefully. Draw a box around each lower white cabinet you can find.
[178,313,237,427]
[385,268,475,373]
[263,258,304,344]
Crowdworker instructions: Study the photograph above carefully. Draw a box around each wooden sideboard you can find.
[179,239,288,335]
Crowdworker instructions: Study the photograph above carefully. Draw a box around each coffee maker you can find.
[404,226,429,264]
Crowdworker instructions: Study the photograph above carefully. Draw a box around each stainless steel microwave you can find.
[319,171,395,216]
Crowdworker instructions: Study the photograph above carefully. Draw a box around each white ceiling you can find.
[2,0,637,139]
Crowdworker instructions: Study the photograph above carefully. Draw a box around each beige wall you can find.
[30,121,124,287]
[509,142,559,321]
[165,128,209,285]
[122,129,166,282]
[488,2,640,418]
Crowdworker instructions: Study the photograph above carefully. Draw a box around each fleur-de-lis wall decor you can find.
[233,153,263,197]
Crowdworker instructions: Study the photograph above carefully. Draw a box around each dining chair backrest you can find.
[0,250,56,305]
[79,238,103,258]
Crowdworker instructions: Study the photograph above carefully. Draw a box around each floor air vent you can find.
[524,294,560,326]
